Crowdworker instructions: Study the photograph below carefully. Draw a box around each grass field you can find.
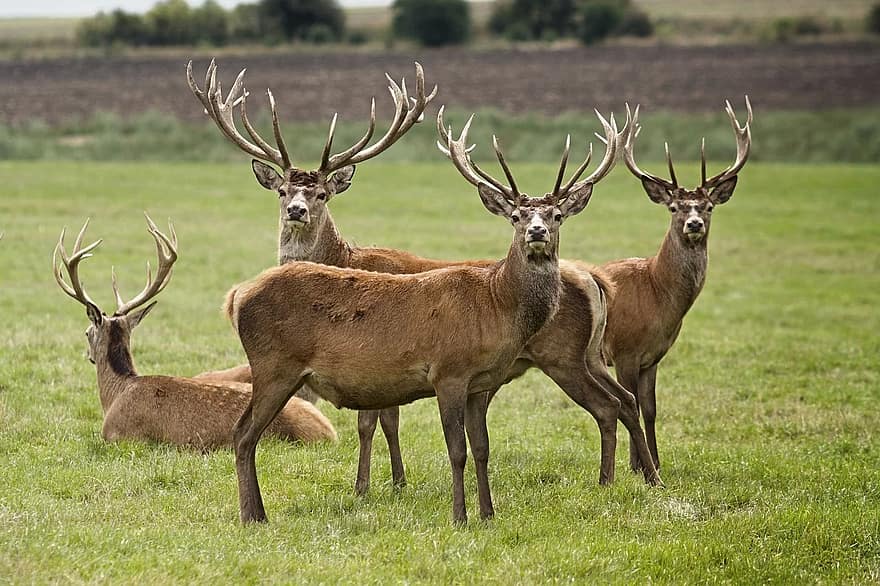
[0,159,878,582]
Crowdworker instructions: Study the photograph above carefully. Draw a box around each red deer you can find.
[222,109,651,524]
[53,215,337,450]
[188,60,436,492]
[601,99,752,472]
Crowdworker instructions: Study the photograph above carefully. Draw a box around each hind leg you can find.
[234,372,305,524]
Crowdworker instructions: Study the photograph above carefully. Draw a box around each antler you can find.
[187,59,291,169]
[622,103,679,190]
[703,96,753,188]
[319,62,438,175]
[551,110,619,203]
[112,214,178,316]
[53,218,103,309]
[437,107,522,204]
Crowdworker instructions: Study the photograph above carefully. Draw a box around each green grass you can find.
[1,160,879,583]
[3,107,880,164]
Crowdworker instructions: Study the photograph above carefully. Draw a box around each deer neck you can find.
[278,209,351,267]
[492,242,561,341]
[650,226,709,318]
[95,321,137,413]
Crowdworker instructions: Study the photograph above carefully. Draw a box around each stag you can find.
[53,215,337,449]
[189,61,661,499]
[224,108,662,524]
[188,60,437,493]
[601,98,752,472]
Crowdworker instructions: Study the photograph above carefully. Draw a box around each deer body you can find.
[54,217,337,451]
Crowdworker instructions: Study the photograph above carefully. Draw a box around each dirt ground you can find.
[0,42,877,125]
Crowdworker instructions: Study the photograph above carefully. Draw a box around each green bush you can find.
[392,0,470,46]
[258,0,345,41]
[145,0,194,45]
[303,23,335,44]
[867,3,880,34]
[488,0,578,41]
[577,1,624,45]
[771,16,824,42]
[76,9,150,47]
[615,8,653,38]
[192,0,230,46]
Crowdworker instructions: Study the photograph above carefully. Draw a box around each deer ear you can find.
[641,177,672,205]
[708,175,738,205]
[252,160,283,191]
[558,183,594,218]
[477,183,515,218]
[86,303,103,326]
[328,165,356,195]
[126,301,157,330]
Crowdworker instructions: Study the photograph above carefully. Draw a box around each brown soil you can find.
[0,42,877,126]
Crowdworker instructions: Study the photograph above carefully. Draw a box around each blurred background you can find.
[0,0,877,165]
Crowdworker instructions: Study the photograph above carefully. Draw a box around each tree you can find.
[577,1,624,45]
[258,0,345,41]
[392,0,470,46]
[77,9,149,47]
[145,0,194,45]
[488,0,578,41]
[868,3,880,34]
[192,0,230,46]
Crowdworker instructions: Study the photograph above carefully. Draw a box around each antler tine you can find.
[621,104,677,190]
[53,219,102,309]
[267,90,292,169]
[665,142,679,188]
[700,137,707,186]
[704,95,753,187]
[435,104,476,158]
[113,214,178,316]
[443,111,518,202]
[320,113,339,172]
[188,60,288,169]
[491,135,521,198]
[560,109,619,197]
[322,62,437,173]
[551,134,572,198]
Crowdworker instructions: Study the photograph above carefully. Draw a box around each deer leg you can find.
[593,359,662,487]
[234,374,303,524]
[354,410,379,496]
[542,364,620,485]
[638,364,660,471]
[464,391,494,519]
[379,407,406,490]
[435,380,469,525]
[613,361,645,473]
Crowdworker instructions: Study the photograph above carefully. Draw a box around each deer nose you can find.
[686,218,703,231]
[287,204,307,219]
[528,225,548,239]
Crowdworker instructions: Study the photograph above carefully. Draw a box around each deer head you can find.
[437,107,619,262]
[53,215,178,366]
[187,60,437,233]
[623,98,752,244]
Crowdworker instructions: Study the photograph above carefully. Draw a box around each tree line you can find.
[77,0,655,48]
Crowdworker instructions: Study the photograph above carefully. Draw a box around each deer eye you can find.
[706,203,714,212]
[669,204,678,213]
[316,193,326,201]
[511,214,520,223]
[554,213,563,222]
[278,190,285,198]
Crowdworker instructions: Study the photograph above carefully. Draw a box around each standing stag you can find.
[53,215,337,449]
[601,99,752,472]
[189,60,661,500]
[224,106,659,525]
[188,60,437,493]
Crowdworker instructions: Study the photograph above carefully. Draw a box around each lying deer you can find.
[188,60,437,492]
[601,99,752,472]
[53,215,337,450]
[190,61,661,500]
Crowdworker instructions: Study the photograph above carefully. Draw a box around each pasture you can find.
[0,159,878,582]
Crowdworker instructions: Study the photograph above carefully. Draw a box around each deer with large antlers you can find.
[189,60,437,493]
[223,105,662,524]
[53,215,337,449]
[599,98,752,473]
[189,61,661,501]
